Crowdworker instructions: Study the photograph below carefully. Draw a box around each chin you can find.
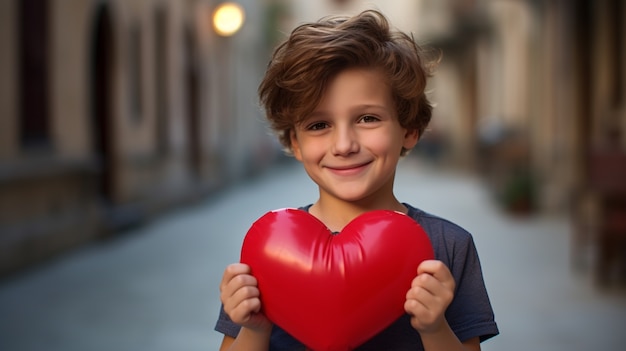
[328,189,373,203]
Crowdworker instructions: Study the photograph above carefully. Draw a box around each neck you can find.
[310,195,407,232]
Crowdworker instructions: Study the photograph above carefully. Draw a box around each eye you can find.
[306,122,328,131]
[359,115,380,123]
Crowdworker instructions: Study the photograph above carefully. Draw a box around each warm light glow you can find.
[212,3,245,36]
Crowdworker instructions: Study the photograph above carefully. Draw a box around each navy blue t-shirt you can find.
[215,204,499,350]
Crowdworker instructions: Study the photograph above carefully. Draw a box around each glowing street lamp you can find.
[212,2,245,36]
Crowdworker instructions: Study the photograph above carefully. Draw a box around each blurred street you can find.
[1,157,625,351]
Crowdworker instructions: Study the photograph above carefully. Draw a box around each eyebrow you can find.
[309,104,391,117]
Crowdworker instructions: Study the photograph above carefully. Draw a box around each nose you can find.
[331,125,359,156]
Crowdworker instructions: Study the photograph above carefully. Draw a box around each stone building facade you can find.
[0,0,280,276]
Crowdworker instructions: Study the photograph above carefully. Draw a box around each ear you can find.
[402,128,419,150]
[290,129,303,161]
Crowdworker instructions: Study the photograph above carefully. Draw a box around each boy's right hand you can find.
[220,263,272,333]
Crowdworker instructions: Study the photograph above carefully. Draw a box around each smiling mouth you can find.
[326,161,372,175]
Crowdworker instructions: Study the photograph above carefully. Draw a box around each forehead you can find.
[315,68,393,110]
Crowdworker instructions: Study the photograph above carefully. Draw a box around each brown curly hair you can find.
[258,9,439,154]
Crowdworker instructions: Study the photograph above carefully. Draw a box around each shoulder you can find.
[298,204,313,211]
[404,203,472,242]
[403,203,477,265]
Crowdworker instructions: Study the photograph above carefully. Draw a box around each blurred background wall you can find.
[0,0,281,276]
[1,0,624,283]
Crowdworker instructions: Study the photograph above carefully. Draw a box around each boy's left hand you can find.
[404,260,455,334]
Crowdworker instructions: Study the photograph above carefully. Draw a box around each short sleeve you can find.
[407,204,499,343]
[214,304,241,338]
[445,233,499,342]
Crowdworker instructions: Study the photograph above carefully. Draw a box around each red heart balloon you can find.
[240,208,434,351]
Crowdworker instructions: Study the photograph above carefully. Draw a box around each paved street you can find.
[1,157,625,351]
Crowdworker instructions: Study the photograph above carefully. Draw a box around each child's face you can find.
[290,68,418,204]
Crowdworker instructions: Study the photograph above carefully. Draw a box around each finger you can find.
[408,272,440,296]
[229,297,262,324]
[406,274,453,311]
[417,260,455,291]
[226,284,261,313]
[404,297,423,316]
[226,287,262,324]
[220,263,251,292]
[404,296,431,319]
[404,297,443,332]
[220,273,258,305]
[404,292,438,327]
[416,260,445,276]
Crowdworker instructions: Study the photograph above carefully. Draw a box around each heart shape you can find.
[240,208,434,351]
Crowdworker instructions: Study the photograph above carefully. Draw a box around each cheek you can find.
[297,138,327,161]
[366,133,403,155]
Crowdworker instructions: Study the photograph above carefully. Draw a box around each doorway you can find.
[90,4,115,202]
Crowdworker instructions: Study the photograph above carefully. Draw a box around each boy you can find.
[216,9,498,351]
